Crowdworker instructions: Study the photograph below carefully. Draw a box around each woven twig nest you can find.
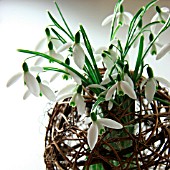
[44,84,170,170]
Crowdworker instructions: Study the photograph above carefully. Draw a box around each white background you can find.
[0,0,169,169]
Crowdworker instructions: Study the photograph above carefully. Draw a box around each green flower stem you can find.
[50,28,67,44]
[110,0,124,41]
[80,25,102,84]
[133,35,144,83]
[43,67,69,75]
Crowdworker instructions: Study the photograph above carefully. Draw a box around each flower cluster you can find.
[7,0,170,150]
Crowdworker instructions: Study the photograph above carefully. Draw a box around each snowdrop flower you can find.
[156,43,170,60]
[151,6,170,34]
[6,62,40,97]
[56,32,85,70]
[105,74,137,101]
[23,78,56,102]
[36,76,56,102]
[86,112,123,150]
[102,5,133,27]
[140,66,170,103]
[56,84,86,115]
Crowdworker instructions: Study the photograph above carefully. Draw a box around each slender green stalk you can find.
[54,2,74,40]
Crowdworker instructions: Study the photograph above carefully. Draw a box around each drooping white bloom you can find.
[140,67,170,103]
[124,73,134,89]
[102,11,133,27]
[72,43,85,69]
[151,7,170,34]
[105,76,137,101]
[56,83,86,115]
[6,72,22,87]
[156,43,170,60]
[6,63,40,97]
[37,77,56,102]
[23,83,56,101]
[140,76,170,103]
[55,33,86,70]
[86,113,123,150]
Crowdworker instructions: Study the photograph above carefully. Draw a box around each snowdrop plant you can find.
[7,0,170,169]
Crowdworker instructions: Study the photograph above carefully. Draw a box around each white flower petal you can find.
[84,117,92,125]
[145,78,157,103]
[102,14,113,26]
[50,50,64,61]
[94,54,102,62]
[50,73,60,82]
[24,72,40,97]
[120,81,137,99]
[95,46,107,54]
[123,12,133,26]
[101,73,117,85]
[34,57,44,65]
[73,44,85,69]
[98,118,123,129]
[87,84,106,90]
[23,90,31,100]
[68,70,82,85]
[140,79,147,90]
[105,83,117,101]
[156,43,170,60]
[109,49,117,62]
[155,76,170,88]
[51,38,62,50]
[57,83,76,97]
[87,123,98,150]
[56,93,73,103]
[103,55,114,70]
[108,101,113,110]
[35,37,46,51]
[75,93,86,115]
[56,42,73,53]
[30,66,44,72]
[124,74,134,89]
[40,83,56,102]
[6,72,22,87]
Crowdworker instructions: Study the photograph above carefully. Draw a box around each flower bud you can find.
[91,112,97,122]
[156,6,161,14]
[36,76,41,83]
[147,66,154,78]
[75,31,80,44]
[48,41,53,50]
[45,28,50,38]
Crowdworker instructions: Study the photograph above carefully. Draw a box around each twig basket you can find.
[44,82,170,170]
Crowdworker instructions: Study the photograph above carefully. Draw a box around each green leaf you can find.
[145,0,158,11]
[80,25,102,83]
[133,35,144,82]
[47,11,73,41]
[54,2,74,40]
[51,28,67,44]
